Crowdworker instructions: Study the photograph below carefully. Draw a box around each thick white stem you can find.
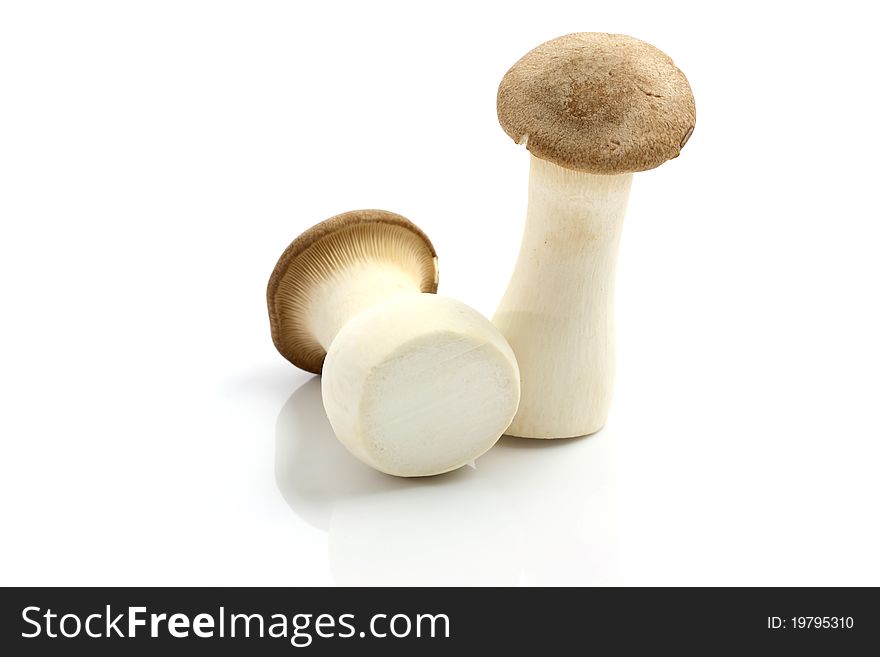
[304,255,519,478]
[323,294,520,477]
[308,263,422,351]
[494,155,632,438]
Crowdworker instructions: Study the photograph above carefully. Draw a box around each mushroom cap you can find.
[497,33,696,174]
[267,210,438,374]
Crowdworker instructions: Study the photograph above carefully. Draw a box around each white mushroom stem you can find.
[494,154,633,438]
[308,262,424,351]
[323,294,520,477]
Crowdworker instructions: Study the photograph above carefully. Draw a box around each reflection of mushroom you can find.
[274,378,394,531]
[493,33,695,438]
[268,210,520,476]
[273,379,523,586]
[476,435,620,585]
[328,476,522,586]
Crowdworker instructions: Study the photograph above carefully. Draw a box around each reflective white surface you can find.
[2,1,880,586]
[276,378,618,586]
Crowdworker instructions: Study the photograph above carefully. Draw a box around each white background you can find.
[2,0,878,586]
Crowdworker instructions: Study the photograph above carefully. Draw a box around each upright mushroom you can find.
[268,209,520,476]
[493,33,695,438]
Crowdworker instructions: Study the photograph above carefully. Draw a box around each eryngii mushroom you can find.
[493,33,695,439]
[268,209,520,477]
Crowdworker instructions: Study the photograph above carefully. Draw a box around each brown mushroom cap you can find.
[267,210,438,374]
[497,33,696,174]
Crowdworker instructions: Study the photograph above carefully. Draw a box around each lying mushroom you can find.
[493,33,695,438]
[268,209,520,476]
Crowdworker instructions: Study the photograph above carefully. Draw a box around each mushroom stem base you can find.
[323,295,520,477]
